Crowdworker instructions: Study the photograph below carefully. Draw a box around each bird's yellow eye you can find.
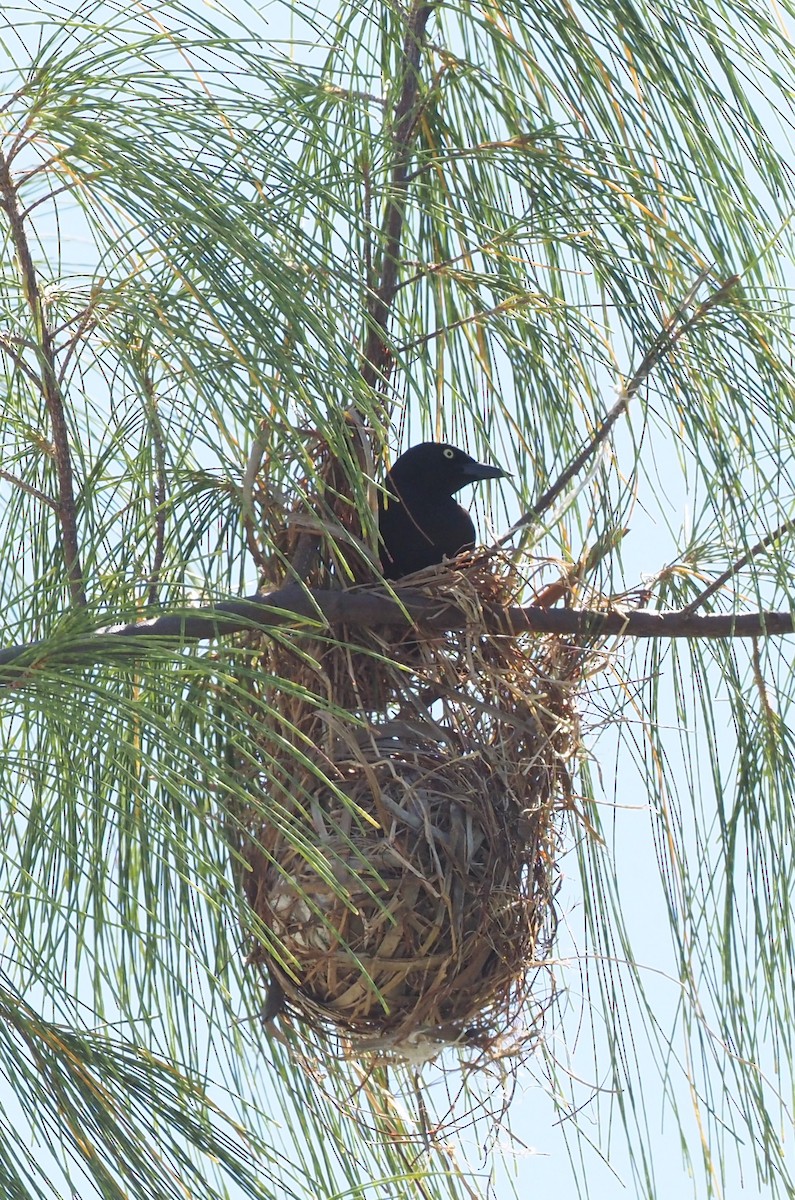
[443,447,455,459]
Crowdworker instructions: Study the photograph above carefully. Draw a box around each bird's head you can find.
[386,441,507,497]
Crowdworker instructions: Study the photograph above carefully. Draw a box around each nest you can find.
[225,433,595,1057]
[232,546,589,1057]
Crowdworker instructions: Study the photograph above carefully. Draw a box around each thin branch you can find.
[398,296,534,355]
[287,6,436,582]
[397,225,526,291]
[362,153,374,295]
[403,133,538,183]
[360,0,437,396]
[0,331,45,389]
[0,467,58,508]
[751,637,775,721]
[3,113,35,166]
[323,85,386,107]
[0,149,86,606]
[497,272,740,544]
[0,84,32,118]
[681,517,795,614]
[141,369,167,609]
[1,586,793,680]
[21,174,99,222]
[14,150,63,188]
[56,299,100,386]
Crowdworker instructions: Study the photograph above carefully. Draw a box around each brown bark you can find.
[1,584,792,676]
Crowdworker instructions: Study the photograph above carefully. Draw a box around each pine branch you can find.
[360,0,437,397]
[681,517,795,614]
[0,467,58,509]
[0,147,86,606]
[290,2,437,582]
[1,586,792,683]
[498,272,740,543]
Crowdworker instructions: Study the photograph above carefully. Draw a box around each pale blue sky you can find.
[0,1,792,1197]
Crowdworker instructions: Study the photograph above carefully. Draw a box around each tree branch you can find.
[498,272,740,543]
[142,369,167,610]
[0,467,58,509]
[1,586,792,681]
[286,6,437,582]
[681,517,795,614]
[398,296,533,355]
[360,0,437,396]
[0,148,87,606]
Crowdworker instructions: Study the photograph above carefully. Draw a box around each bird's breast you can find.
[379,494,477,578]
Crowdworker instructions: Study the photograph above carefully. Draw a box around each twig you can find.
[360,0,437,396]
[681,518,795,614]
[497,271,740,544]
[398,297,533,355]
[141,367,167,609]
[15,151,63,188]
[288,6,436,580]
[0,587,793,681]
[0,468,58,508]
[403,133,538,183]
[751,638,774,721]
[397,225,525,292]
[22,175,100,222]
[0,149,86,606]
[0,332,45,389]
[362,154,374,296]
[56,297,100,386]
[0,85,32,119]
[3,113,35,166]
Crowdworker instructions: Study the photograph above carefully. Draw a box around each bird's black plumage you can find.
[378,442,506,579]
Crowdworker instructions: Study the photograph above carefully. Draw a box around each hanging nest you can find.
[228,434,597,1058]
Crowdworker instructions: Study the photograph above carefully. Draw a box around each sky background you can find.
[1,0,793,1197]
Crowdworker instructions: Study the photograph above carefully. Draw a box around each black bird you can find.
[378,441,507,579]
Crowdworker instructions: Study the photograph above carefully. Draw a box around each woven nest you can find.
[227,435,593,1056]
[232,552,589,1056]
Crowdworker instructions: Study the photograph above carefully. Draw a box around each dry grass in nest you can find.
[232,553,594,1059]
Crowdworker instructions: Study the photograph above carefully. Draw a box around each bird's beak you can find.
[461,459,509,481]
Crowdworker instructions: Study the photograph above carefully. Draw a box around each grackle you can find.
[378,442,507,579]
